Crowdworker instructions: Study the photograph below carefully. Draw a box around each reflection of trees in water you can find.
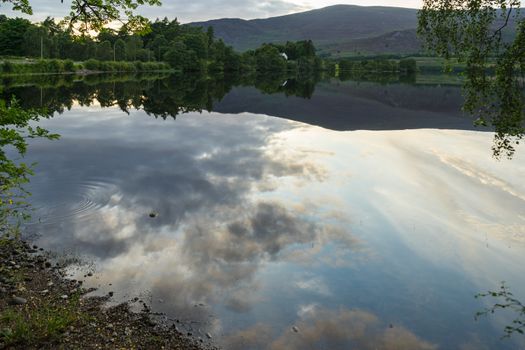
[476,282,525,338]
[1,71,522,159]
[338,70,416,85]
[0,72,323,120]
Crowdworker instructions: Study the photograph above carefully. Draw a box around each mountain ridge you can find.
[189,5,523,57]
[189,5,421,55]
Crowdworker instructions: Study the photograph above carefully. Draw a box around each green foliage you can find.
[63,59,74,72]
[96,40,113,61]
[0,16,31,56]
[114,38,126,61]
[164,41,201,71]
[338,58,415,75]
[83,59,169,72]
[0,58,169,74]
[254,44,287,73]
[0,98,59,235]
[0,293,83,346]
[283,40,316,60]
[2,0,162,35]
[399,59,417,74]
[0,71,322,121]
[0,12,327,75]
[476,282,525,338]
[84,59,100,71]
[149,34,168,61]
[1,61,13,74]
[22,26,51,58]
[418,0,525,158]
[0,0,32,14]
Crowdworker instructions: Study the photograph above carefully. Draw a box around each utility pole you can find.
[40,36,43,59]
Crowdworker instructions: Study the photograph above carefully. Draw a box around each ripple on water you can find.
[27,179,119,226]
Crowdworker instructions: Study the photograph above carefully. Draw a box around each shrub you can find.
[63,59,75,72]
[84,59,100,71]
[1,61,13,73]
[48,59,63,73]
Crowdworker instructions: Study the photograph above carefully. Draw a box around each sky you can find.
[0,0,423,23]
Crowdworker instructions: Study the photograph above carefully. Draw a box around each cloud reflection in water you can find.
[24,104,525,349]
[27,107,364,344]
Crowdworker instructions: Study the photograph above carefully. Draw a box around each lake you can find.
[5,73,525,349]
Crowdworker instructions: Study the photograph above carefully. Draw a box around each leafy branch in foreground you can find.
[0,0,162,34]
[0,99,59,236]
[418,1,525,159]
[475,282,525,338]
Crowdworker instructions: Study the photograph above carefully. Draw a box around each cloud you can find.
[138,0,308,23]
[270,307,437,350]
[26,106,360,333]
[222,307,437,350]
[295,276,331,296]
[0,0,308,23]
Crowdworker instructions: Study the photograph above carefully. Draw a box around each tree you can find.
[163,41,200,71]
[97,28,117,45]
[182,33,208,59]
[399,59,417,75]
[254,44,287,73]
[0,17,31,56]
[0,99,59,235]
[22,26,52,58]
[418,1,525,158]
[206,26,214,48]
[125,35,143,61]
[96,40,113,61]
[0,0,161,236]
[114,38,126,61]
[149,34,169,61]
[0,0,162,34]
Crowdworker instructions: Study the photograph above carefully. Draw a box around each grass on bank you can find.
[0,237,87,348]
[0,58,173,76]
[0,295,85,347]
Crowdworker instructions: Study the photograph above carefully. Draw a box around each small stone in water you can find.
[292,326,299,333]
[206,333,212,339]
[149,212,158,218]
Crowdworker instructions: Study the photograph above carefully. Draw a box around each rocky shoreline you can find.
[0,238,212,349]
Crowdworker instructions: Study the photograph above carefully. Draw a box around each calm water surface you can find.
[12,75,525,349]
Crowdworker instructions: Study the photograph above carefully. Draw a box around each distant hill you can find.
[190,5,421,56]
[189,5,522,57]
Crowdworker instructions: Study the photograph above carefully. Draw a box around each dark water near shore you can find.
[5,73,525,349]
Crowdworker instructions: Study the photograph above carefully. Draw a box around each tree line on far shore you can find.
[0,15,326,74]
[0,15,422,77]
